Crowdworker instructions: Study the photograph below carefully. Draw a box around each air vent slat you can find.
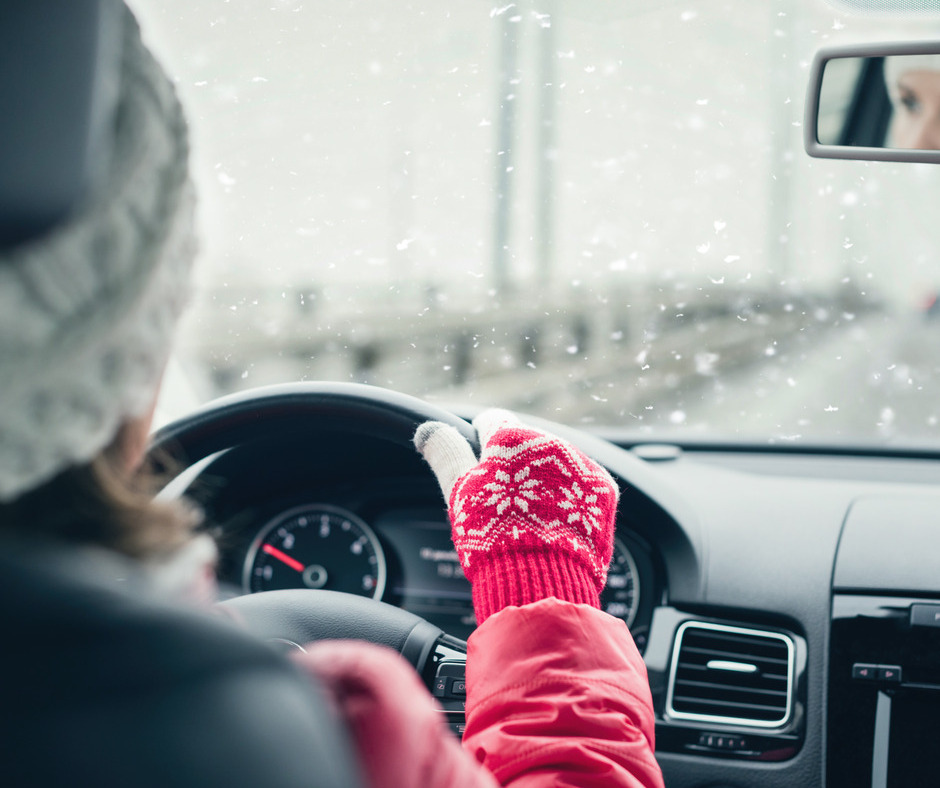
[683,629,784,648]
[675,678,788,698]
[677,666,788,684]
[680,646,790,667]
[666,622,795,728]
[671,696,786,714]
[676,661,789,679]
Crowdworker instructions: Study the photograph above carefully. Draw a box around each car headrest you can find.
[0,0,120,249]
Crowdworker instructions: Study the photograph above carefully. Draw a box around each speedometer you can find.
[243,504,386,599]
[600,537,641,628]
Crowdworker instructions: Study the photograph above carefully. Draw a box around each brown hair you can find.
[0,434,198,560]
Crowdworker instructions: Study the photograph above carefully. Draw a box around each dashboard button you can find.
[878,665,902,683]
[852,663,878,681]
[697,733,748,751]
[910,604,940,628]
[432,677,449,697]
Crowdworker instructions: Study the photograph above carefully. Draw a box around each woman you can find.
[0,4,662,787]
[884,54,940,150]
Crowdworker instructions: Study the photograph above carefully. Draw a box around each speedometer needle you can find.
[262,544,305,572]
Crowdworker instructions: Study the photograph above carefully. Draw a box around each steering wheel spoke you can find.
[217,589,468,730]
[429,635,469,737]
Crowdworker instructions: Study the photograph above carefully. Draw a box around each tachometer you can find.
[600,537,641,628]
[243,504,386,598]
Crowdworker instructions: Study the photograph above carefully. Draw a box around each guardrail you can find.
[176,282,876,419]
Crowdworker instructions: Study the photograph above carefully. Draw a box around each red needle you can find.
[262,544,305,572]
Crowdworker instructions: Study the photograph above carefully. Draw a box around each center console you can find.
[828,496,940,788]
[827,595,940,788]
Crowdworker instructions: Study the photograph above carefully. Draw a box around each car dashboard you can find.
[177,417,940,788]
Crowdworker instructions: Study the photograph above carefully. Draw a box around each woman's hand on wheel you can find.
[414,409,619,623]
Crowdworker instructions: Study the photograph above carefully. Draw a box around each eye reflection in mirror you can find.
[886,56,940,150]
[806,47,940,163]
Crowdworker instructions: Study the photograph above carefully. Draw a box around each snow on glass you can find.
[145,0,940,445]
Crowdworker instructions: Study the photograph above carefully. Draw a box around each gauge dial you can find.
[600,537,641,628]
[244,504,386,598]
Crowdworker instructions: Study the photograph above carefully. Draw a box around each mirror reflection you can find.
[819,54,940,151]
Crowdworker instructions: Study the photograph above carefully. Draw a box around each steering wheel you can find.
[150,381,478,729]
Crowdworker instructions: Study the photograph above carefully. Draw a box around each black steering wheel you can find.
[150,382,478,729]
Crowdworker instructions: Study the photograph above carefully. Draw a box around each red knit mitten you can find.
[414,410,619,624]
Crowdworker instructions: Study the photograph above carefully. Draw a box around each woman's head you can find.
[885,55,940,150]
[0,5,195,505]
[0,5,197,555]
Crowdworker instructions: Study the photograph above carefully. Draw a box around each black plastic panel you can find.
[828,594,940,788]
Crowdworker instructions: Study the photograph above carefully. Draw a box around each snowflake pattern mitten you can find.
[414,409,619,624]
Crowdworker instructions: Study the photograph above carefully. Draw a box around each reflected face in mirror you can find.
[886,61,940,150]
[812,52,940,159]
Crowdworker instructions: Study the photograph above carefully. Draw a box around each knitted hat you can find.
[884,54,940,102]
[0,6,196,502]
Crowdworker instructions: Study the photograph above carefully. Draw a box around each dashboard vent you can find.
[666,621,794,728]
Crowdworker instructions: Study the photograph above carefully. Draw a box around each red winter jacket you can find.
[298,597,664,788]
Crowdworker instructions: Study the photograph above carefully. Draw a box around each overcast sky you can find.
[130,0,940,307]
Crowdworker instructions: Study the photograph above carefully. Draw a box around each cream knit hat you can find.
[884,54,940,102]
[0,6,196,502]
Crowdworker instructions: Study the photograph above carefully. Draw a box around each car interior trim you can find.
[665,620,797,730]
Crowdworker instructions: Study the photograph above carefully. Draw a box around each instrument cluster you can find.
[236,500,655,644]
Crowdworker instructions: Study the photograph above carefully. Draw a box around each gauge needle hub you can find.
[262,544,305,572]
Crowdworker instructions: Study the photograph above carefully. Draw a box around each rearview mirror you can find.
[805,42,940,164]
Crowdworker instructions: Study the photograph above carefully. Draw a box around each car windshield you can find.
[133,0,939,447]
